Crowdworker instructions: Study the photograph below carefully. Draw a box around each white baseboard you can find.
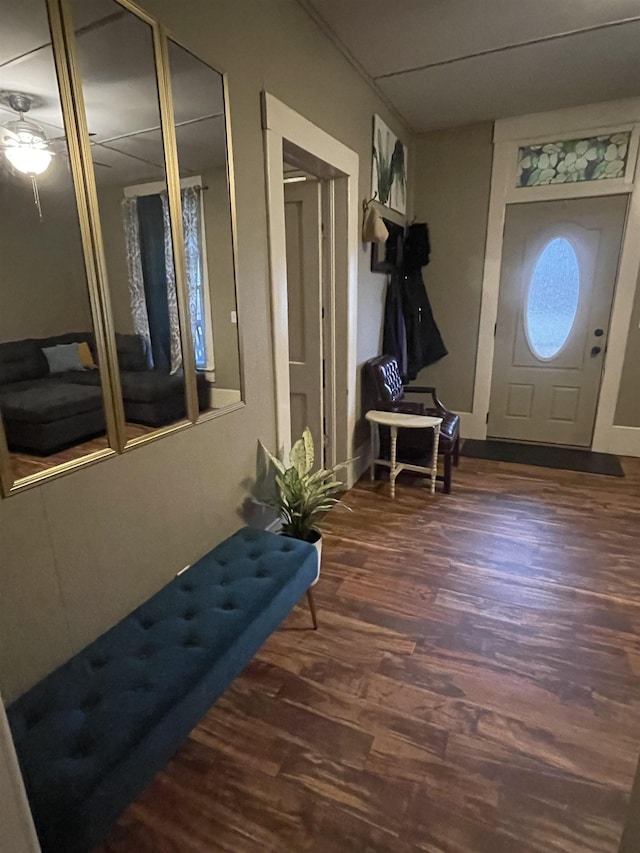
[458,412,640,457]
[455,411,484,440]
[606,426,640,457]
[351,440,370,487]
[265,517,282,533]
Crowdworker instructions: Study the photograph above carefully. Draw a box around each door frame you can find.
[470,98,640,456]
[488,197,628,446]
[262,92,359,484]
[283,177,325,463]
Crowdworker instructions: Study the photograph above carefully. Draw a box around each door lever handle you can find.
[591,346,602,356]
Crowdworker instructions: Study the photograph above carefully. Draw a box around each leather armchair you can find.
[364,354,460,493]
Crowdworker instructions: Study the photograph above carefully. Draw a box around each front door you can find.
[284,179,324,456]
[489,195,627,446]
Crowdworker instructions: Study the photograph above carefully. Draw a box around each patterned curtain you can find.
[160,193,182,375]
[121,197,153,367]
[181,186,206,367]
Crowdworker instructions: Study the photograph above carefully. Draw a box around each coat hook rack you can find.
[362,191,378,210]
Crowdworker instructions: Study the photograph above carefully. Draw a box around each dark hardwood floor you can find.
[97,455,640,852]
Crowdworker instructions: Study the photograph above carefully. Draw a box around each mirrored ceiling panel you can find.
[167,39,243,414]
[0,0,113,485]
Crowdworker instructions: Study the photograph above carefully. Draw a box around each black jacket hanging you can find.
[403,222,431,272]
[382,271,407,378]
[381,221,447,380]
[400,270,447,380]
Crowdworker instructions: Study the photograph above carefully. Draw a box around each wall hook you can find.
[362,191,378,211]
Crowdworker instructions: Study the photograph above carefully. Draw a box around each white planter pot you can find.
[309,529,322,586]
[280,528,322,584]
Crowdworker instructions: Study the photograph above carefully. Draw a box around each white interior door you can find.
[284,179,324,455]
[489,195,628,446]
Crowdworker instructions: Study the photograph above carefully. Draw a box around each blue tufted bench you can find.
[7,527,318,853]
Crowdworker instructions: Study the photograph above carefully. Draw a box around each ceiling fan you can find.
[1,91,111,219]
[0,93,54,177]
[0,91,112,174]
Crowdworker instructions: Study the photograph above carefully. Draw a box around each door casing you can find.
[470,101,640,456]
[262,92,359,482]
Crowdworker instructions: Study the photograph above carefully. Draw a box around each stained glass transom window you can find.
[525,238,580,360]
[516,132,631,188]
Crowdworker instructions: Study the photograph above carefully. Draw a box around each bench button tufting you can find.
[72,747,91,760]
[81,693,102,710]
[222,602,235,611]
[25,711,43,729]
[71,737,93,759]
[137,646,154,660]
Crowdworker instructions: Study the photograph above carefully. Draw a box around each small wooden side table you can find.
[365,410,443,498]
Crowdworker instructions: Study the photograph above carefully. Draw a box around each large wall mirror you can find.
[0,0,243,494]
[167,39,242,415]
[0,0,116,487]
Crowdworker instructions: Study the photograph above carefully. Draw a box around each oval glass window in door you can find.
[525,237,580,359]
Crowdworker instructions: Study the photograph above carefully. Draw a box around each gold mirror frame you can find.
[0,0,244,497]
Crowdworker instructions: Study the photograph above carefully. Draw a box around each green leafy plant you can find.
[255,427,350,542]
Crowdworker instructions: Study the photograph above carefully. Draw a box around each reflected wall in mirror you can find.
[167,39,242,414]
[0,0,111,484]
[71,0,202,443]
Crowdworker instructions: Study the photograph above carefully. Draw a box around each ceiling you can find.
[302,0,640,133]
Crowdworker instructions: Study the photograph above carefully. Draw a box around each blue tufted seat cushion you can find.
[7,527,317,853]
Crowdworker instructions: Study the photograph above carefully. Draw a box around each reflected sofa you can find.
[0,332,208,455]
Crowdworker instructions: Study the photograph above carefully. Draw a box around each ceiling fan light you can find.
[2,119,52,176]
[5,143,52,176]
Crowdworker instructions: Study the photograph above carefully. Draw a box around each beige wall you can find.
[0,0,409,703]
[615,264,640,426]
[408,122,493,412]
[0,182,93,341]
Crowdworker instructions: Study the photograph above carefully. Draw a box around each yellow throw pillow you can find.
[78,341,98,370]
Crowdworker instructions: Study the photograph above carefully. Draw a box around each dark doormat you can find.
[461,438,624,477]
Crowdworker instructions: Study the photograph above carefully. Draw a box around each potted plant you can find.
[255,427,350,580]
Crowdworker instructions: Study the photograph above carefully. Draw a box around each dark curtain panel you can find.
[137,194,171,370]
